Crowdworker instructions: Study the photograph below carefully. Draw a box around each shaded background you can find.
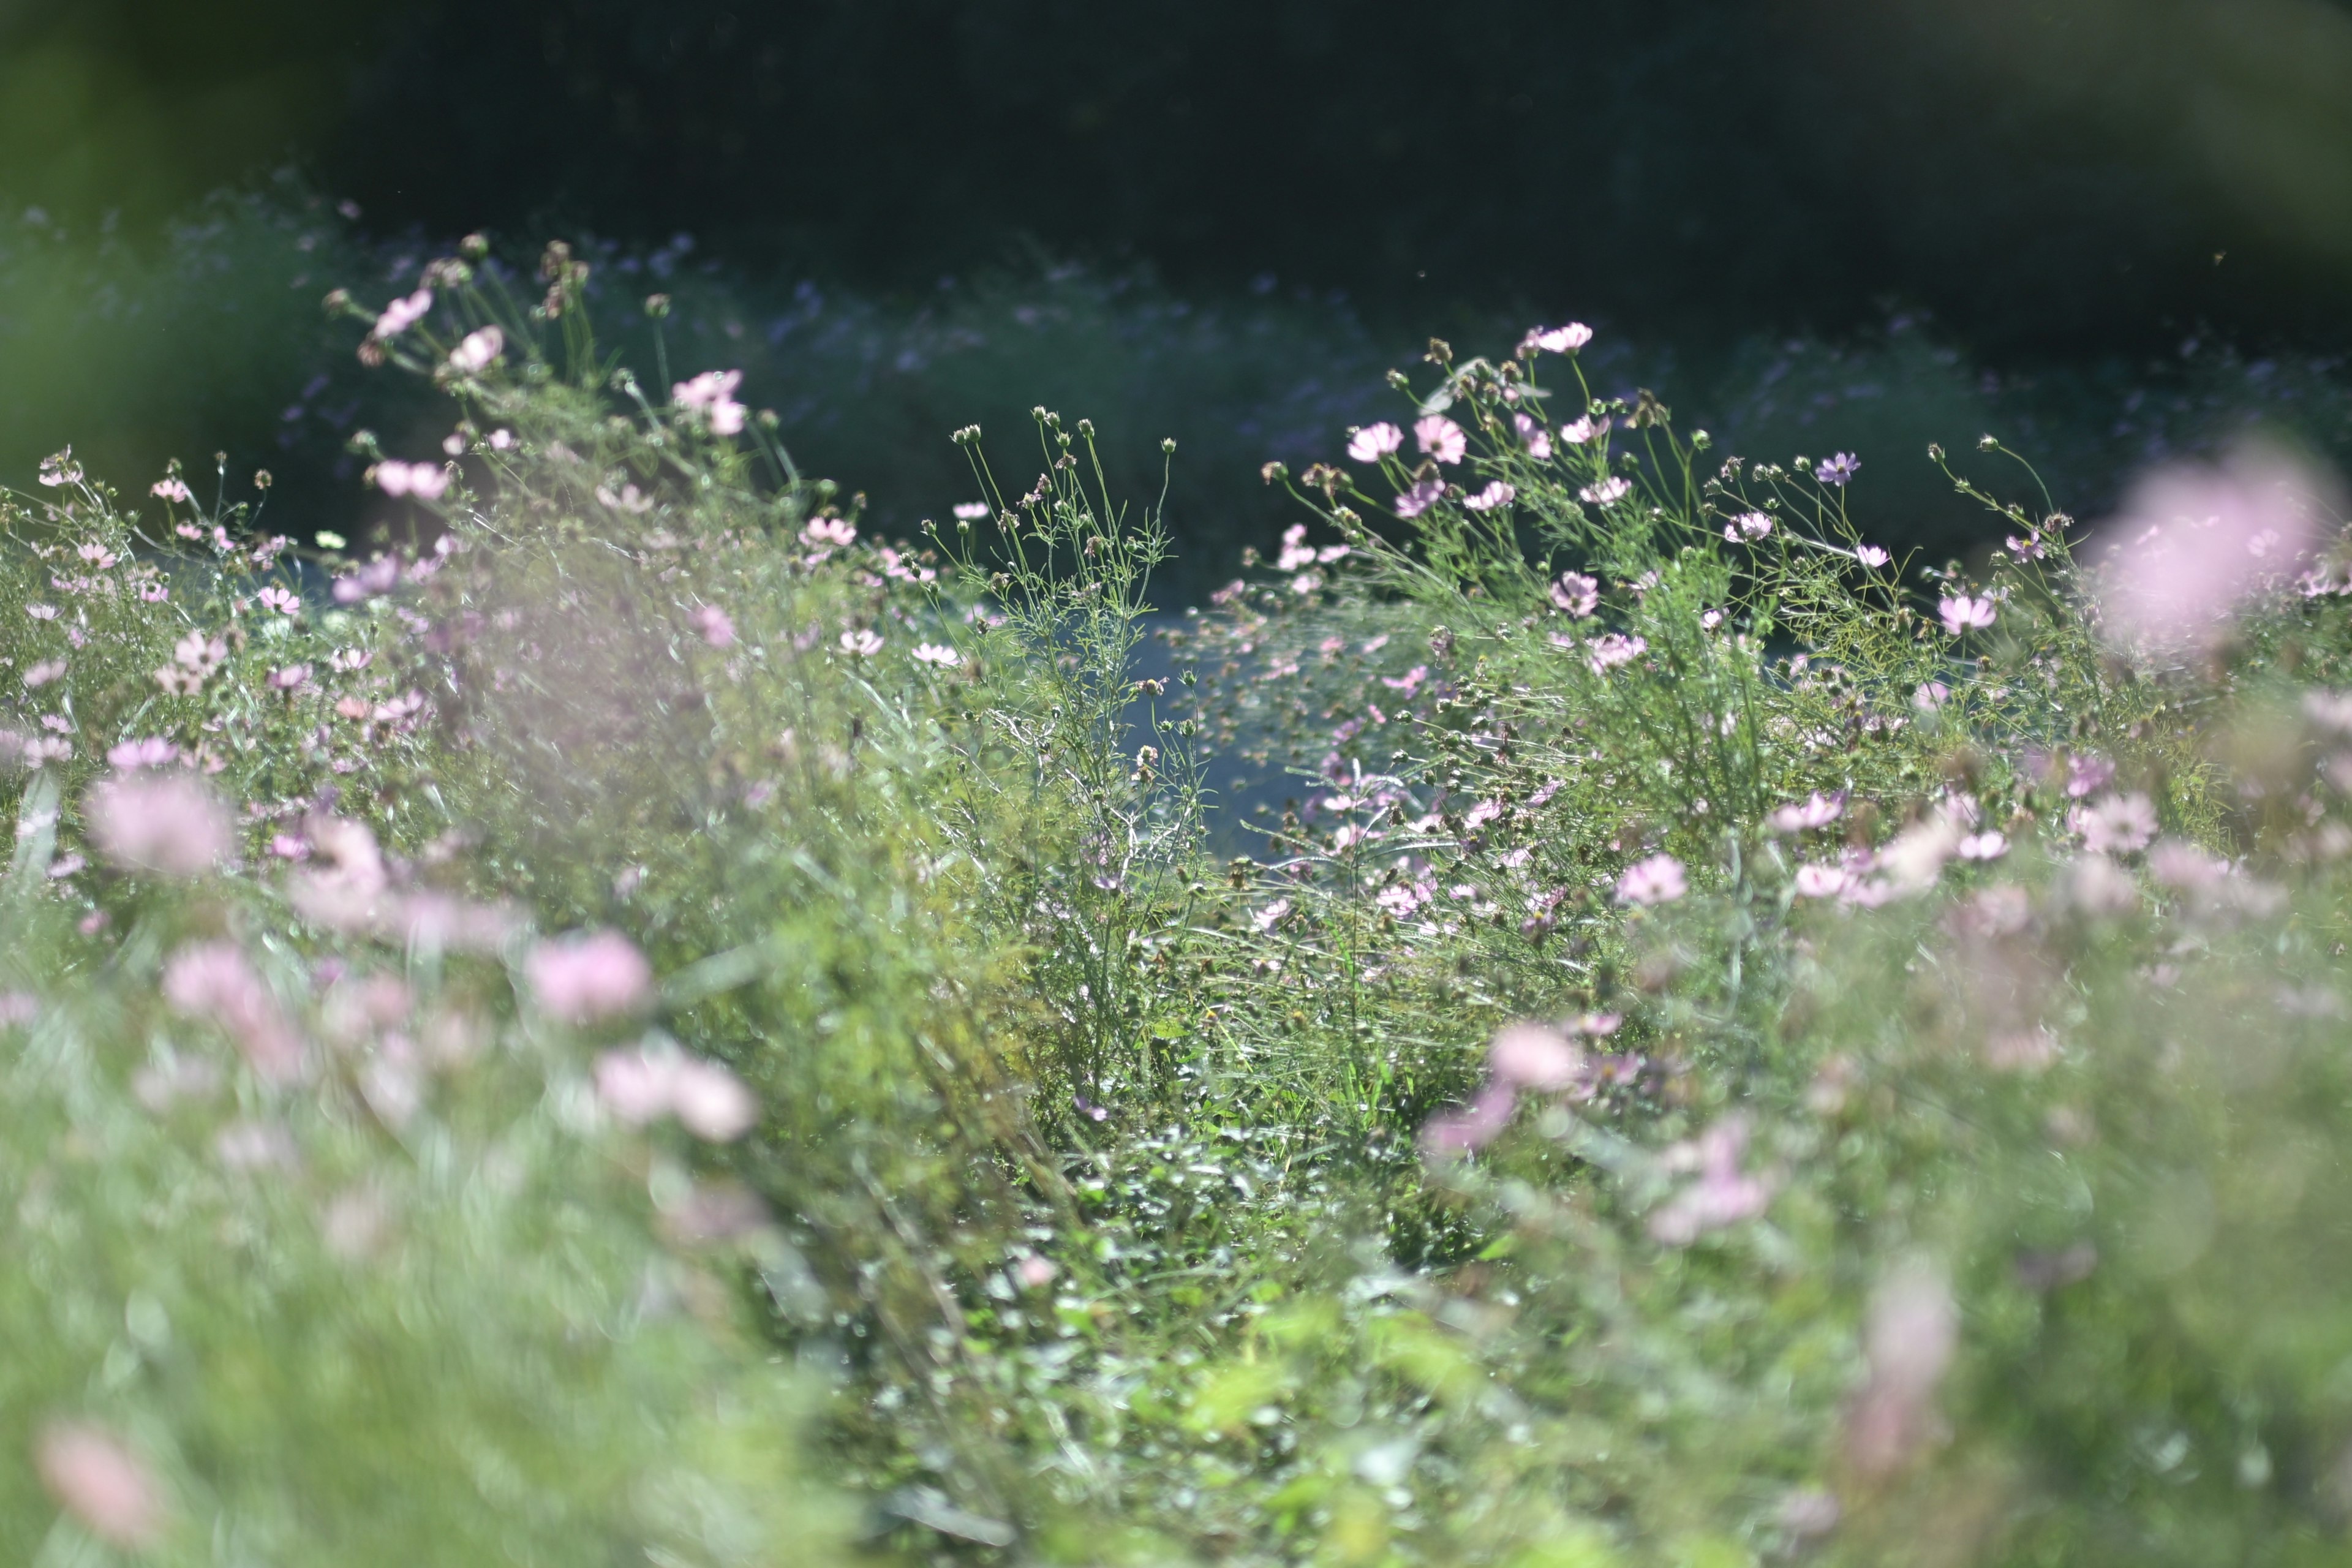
[7,0,2352,590]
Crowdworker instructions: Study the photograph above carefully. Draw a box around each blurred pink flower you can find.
[2071,792,2157,853]
[802,516,857,548]
[268,663,309,690]
[163,940,304,1082]
[839,628,883,657]
[592,1045,759,1140]
[36,1422,165,1549]
[1414,415,1467,465]
[150,478,192,503]
[1938,594,1996,635]
[1463,481,1515,512]
[445,324,503,374]
[1616,852,1686,905]
[371,287,432,339]
[85,774,229,877]
[913,643,962,668]
[673,368,747,435]
[1587,632,1646,673]
[1550,571,1599,617]
[1855,544,1891,568]
[1419,1081,1517,1156]
[1767,791,1844,833]
[1845,1265,1958,1480]
[1793,863,1853,898]
[1488,1021,1582,1091]
[1016,1255,1058,1289]
[1649,1115,1774,1244]
[690,604,736,647]
[2092,440,2332,654]
[1560,415,1610,446]
[21,658,64,688]
[1513,412,1552,459]
[1579,477,1633,506]
[1524,323,1593,353]
[1346,422,1403,462]
[1956,831,2008,861]
[1725,511,1773,541]
[1393,478,1444,519]
[372,461,449,500]
[2065,754,2114,797]
[527,929,654,1023]
[104,737,178,770]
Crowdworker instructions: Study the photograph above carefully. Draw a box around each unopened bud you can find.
[645,293,672,319]
[1161,437,1177,454]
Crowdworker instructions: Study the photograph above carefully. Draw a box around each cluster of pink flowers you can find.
[525,929,654,1023]
[673,369,748,436]
[594,1043,760,1140]
[2092,440,2327,654]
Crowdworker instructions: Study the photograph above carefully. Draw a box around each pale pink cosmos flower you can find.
[1461,799,1504,831]
[1276,523,1317,571]
[445,323,504,374]
[372,287,432,339]
[1616,852,1686,905]
[802,516,858,548]
[372,461,450,500]
[673,369,748,435]
[85,774,230,877]
[2071,792,2157,854]
[1015,1255,1058,1289]
[21,658,64,688]
[1579,477,1633,506]
[1587,632,1647,673]
[104,737,178,770]
[163,941,304,1082]
[1649,1115,1774,1244]
[2302,689,2352,737]
[2065,754,2115,797]
[951,500,991,521]
[150,477,192,503]
[1393,478,1444,519]
[2091,439,2332,654]
[1938,595,1996,635]
[1560,414,1611,445]
[1846,1265,1959,1480]
[1513,412,1552,459]
[1419,1082,1517,1156]
[36,1422,166,1550]
[839,628,883,657]
[1463,481,1515,512]
[1550,571,1599,617]
[1855,544,1891,568]
[1488,1021,1583,1092]
[1346,422,1404,462]
[528,929,654,1023]
[1956,831,2008,861]
[25,602,56,620]
[592,1044,758,1140]
[268,663,309,690]
[1724,511,1773,541]
[913,643,962,667]
[1793,863,1853,898]
[1768,791,1845,833]
[1415,415,1468,465]
[257,585,300,615]
[690,604,736,647]
[1524,323,1593,353]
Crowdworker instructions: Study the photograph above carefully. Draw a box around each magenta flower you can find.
[1513,412,1552,459]
[1346,422,1404,462]
[1393,478,1444,519]
[85,774,230,877]
[1938,594,1996,635]
[1550,571,1599,617]
[1463,481,1515,512]
[36,1423,166,1550]
[1579,477,1633,507]
[1616,851,1686,905]
[526,929,654,1023]
[1414,415,1467,465]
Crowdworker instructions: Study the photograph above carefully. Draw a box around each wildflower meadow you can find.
[9,233,2352,1567]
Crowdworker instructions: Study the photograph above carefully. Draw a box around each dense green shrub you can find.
[10,243,2352,1565]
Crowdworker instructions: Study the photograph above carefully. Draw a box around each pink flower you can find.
[1648,1115,1774,1243]
[21,658,64,688]
[1393,478,1444,519]
[1724,511,1773,541]
[526,929,654,1023]
[913,643,962,667]
[1276,523,1317,571]
[1767,791,1845,832]
[163,940,304,1082]
[1381,664,1428,696]
[1587,632,1647,673]
[1560,415,1610,445]
[952,500,991,521]
[104,737,179,770]
[36,1422,166,1549]
[593,1044,759,1140]
[1488,1021,1583,1091]
[2065,754,2115,797]
[802,516,857,548]
[1793,863,1853,898]
[1550,571,1599,617]
[150,477,192,503]
[1414,414,1467,465]
[1513,412,1552,459]
[445,324,503,374]
[1462,799,1504,831]
[839,628,883,657]
[1956,831,2008,861]
[1616,851,1686,905]
[2093,440,2330,653]
[1463,481,1515,512]
[25,602,56,620]
[1524,323,1593,354]
[1346,422,1404,462]
[372,461,450,500]
[1015,1254,1058,1289]
[690,604,736,647]
[1937,594,1996,635]
[1855,544,1891,568]
[257,585,300,615]
[1420,1082,1517,1156]
[1579,477,1633,506]
[2071,792,2157,854]
[268,663,310,690]
[1845,1266,1958,1480]
[372,286,433,339]
[85,774,230,877]
[673,369,748,435]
